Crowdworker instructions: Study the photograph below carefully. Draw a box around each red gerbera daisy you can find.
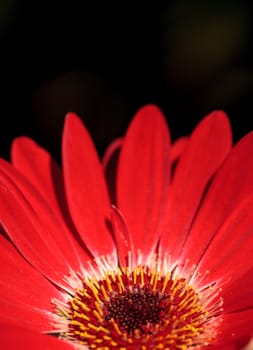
[0,105,253,350]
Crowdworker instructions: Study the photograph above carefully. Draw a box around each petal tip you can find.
[136,104,165,119]
[64,111,81,123]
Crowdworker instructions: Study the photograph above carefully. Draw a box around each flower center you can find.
[103,285,166,334]
[53,259,223,349]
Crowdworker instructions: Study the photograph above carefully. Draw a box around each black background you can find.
[1,1,253,162]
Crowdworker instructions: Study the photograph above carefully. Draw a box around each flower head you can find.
[0,105,253,349]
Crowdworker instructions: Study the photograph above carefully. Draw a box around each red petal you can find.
[110,206,133,267]
[102,137,123,171]
[2,155,91,270]
[182,132,253,271]
[160,111,232,261]
[170,137,189,182]
[170,136,188,165]
[193,195,253,312]
[0,323,74,349]
[0,235,59,309]
[62,113,115,257]
[11,137,68,221]
[10,138,89,268]
[222,266,253,312]
[102,137,123,204]
[216,346,237,350]
[0,299,54,332]
[0,164,77,288]
[0,235,56,332]
[205,345,237,350]
[217,309,253,346]
[117,105,171,257]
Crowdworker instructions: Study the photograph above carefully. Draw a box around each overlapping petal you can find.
[10,137,90,263]
[11,136,69,221]
[0,159,84,288]
[110,205,133,267]
[102,137,123,204]
[192,195,253,313]
[62,113,116,257]
[0,234,58,331]
[159,111,232,262]
[117,105,171,258]
[170,136,188,167]
[182,132,253,270]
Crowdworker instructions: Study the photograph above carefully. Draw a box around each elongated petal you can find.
[62,113,115,256]
[0,299,54,332]
[222,267,253,312]
[0,235,58,331]
[0,156,90,270]
[102,137,123,204]
[160,111,232,261]
[117,105,171,256]
[192,195,253,312]
[0,324,75,349]
[110,206,133,267]
[170,136,188,165]
[11,137,68,221]
[0,167,78,289]
[183,132,253,269]
[10,138,89,267]
[102,137,123,171]
[217,309,253,346]
[170,137,189,182]
[0,234,59,309]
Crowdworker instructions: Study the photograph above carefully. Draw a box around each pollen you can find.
[52,256,223,349]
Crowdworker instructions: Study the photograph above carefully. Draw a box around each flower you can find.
[0,104,253,349]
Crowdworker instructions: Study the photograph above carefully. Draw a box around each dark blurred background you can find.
[1,0,253,162]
